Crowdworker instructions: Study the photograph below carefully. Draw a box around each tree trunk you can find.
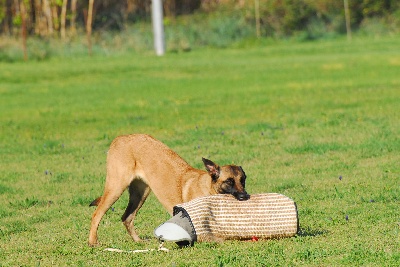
[51,0,59,31]
[3,0,13,35]
[34,0,41,35]
[20,0,28,61]
[344,0,352,41]
[42,0,53,35]
[254,0,261,38]
[60,0,67,39]
[164,0,176,17]
[86,0,94,56]
[70,0,77,37]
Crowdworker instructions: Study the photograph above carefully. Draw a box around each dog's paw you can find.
[88,241,100,247]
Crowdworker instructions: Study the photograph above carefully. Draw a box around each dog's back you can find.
[106,134,210,212]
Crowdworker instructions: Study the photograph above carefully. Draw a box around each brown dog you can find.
[88,134,248,246]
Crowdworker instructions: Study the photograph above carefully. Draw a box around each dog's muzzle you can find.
[234,191,250,201]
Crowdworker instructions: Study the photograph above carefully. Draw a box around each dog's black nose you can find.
[235,192,250,201]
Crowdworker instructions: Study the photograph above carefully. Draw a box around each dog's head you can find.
[202,158,249,201]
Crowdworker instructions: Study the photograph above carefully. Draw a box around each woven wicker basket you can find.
[173,193,298,242]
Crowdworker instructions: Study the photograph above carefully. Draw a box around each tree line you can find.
[0,0,202,38]
[1,0,399,39]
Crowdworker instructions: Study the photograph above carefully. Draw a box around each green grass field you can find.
[1,36,399,266]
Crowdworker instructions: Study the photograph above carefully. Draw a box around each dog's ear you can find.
[202,158,220,180]
[239,166,246,177]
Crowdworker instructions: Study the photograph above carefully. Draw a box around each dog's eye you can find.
[225,179,234,186]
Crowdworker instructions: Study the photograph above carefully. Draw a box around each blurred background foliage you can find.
[1,0,399,61]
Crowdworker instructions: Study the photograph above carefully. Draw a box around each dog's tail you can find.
[89,196,102,207]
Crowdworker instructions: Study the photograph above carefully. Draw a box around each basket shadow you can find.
[297,227,329,237]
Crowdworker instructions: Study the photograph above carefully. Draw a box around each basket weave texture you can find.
[174,193,298,242]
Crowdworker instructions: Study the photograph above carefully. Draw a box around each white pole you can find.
[152,0,165,56]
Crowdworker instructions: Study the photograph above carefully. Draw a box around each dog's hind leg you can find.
[88,180,127,246]
[122,179,151,242]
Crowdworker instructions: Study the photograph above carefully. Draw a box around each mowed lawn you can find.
[0,36,399,266]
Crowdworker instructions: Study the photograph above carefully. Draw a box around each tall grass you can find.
[0,36,399,266]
